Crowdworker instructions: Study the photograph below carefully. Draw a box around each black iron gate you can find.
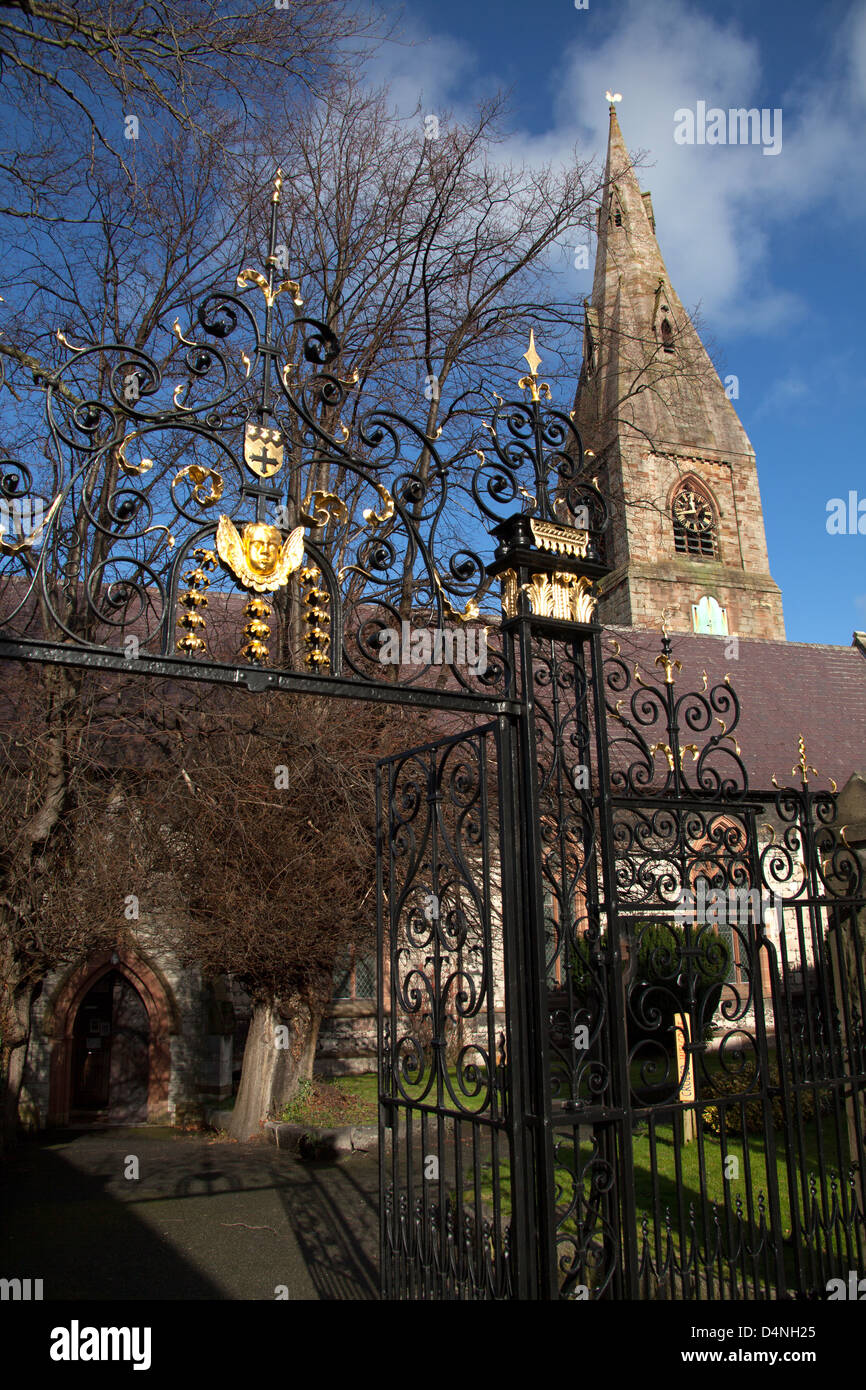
[378,612,866,1300]
[1,173,863,1300]
[377,722,519,1299]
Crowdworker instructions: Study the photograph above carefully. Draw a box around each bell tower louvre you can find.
[573,103,786,641]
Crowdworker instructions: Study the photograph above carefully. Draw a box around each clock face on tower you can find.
[673,489,713,533]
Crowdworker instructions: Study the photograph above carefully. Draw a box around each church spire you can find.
[578,101,752,460]
[574,104,785,642]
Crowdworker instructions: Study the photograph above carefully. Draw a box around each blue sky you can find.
[376,0,866,645]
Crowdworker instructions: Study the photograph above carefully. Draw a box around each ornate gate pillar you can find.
[484,352,635,1298]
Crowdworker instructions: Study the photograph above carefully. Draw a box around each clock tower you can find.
[573,103,786,641]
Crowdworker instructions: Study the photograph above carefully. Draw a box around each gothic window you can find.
[660,318,675,353]
[583,306,599,375]
[672,485,718,559]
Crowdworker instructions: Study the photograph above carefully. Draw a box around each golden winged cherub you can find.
[215,516,305,592]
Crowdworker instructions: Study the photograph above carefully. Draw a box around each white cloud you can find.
[368,0,866,335]
[534,0,866,330]
[362,18,481,122]
[753,371,810,420]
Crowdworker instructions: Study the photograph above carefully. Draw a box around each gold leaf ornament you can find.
[235,267,303,309]
[114,433,154,476]
[174,464,223,507]
[362,483,395,531]
[0,494,61,555]
[300,490,349,529]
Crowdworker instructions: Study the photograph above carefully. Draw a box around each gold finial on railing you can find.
[518,329,551,403]
[654,610,682,685]
[793,735,818,785]
[773,735,836,792]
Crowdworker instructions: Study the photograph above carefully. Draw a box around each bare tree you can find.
[0,0,380,222]
[0,56,611,1142]
[146,691,428,1139]
[0,4,382,1147]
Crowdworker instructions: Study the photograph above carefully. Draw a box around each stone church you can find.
[574,103,786,644]
[567,108,864,785]
[18,106,866,1132]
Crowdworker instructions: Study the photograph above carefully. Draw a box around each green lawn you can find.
[326,1063,853,1296]
[275,1067,491,1126]
[276,1075,378,1126]
[333,1067,494,1112]
[456,1107,851,1295]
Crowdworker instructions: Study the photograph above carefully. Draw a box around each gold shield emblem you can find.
[244,423,284,479]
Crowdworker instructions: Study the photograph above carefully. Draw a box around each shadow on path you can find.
[275,1155,379,1301]
[0,1128,380,1300]
[0,1132,224,1300]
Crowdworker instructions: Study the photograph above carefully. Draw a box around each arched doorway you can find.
[48,947,177,1126]
[70,970,150,1122]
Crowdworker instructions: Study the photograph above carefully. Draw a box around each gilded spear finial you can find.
[518,329,551,403]
[773,735,836,792]
[523,329,541,378]
[793,735,818,786]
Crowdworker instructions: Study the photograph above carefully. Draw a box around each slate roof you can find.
[603,626,866,794]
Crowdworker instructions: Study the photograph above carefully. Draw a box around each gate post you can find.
[488,497,614,1299]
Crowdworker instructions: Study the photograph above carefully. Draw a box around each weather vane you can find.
[605,90,622,106]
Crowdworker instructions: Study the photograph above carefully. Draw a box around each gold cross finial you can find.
[523,329,541,378]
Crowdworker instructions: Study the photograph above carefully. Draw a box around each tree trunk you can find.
[228,994,324,1141]
[0,986,33,1154]
[0,664,83,1148]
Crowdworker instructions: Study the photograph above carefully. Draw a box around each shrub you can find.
[569,921,730,1045]
[701,1061,825,1136]
[630,920,729,1044]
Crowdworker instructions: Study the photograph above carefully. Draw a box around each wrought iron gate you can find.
[377,722,520,1299]
[1,173,863,1300]
[378,611,866,1300]
[530,622,866,1299]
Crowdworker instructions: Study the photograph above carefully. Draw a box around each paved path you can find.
[0,1127,379,1301]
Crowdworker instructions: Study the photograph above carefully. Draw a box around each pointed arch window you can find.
[660,318,675,353]
[672,484,718,559]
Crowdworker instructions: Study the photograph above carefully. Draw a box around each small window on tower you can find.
[614,210,622,226]
[661,318,675,353]
[672,486,718,560]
